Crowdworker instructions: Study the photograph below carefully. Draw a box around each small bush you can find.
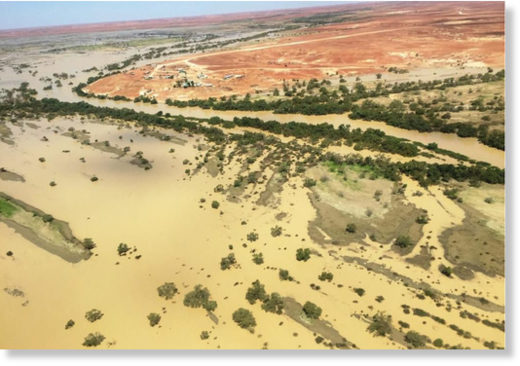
[83,238,96,250]
[394,235,413,248]
[147,312,161,327]
[318,272,333,282]
[200,331,210,340]
[247,232,259,242]
[296,248,311,262]
[416,215,429,224]
[252,252,264,265]
[398,320,410,329]
[232,308,256,331]
[82,332,105,347]
[354,288,365,297]
[65,319,75,329]
[279,269,293,281]
[157,282,178,300]
[345,223,357,233]
[220,253,236,270]
[270,225,282,237]
[211,200,220,209]
[367,312,392,336]
[484,197,494,204]
[85,309,103,322]
[439,264,452,277]
[405,331,428,348]
[302,301,322,319]
[117,242,130,256]
[433,338,444,347]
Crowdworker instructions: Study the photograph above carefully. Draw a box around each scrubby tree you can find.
[117,242,130,256]
[246,280,267,304]
[261,292,285,314]
[394,235,413,248]
[302,301,322,320]
[157,282,177,300]
[296,248,311,262]
[147,312,161,327]
[183,285,217,312]
[367,312,392,336]
[232,308,256,331]
[252,252,264,265]
[85,309,103,323]
[82,332,105,347]
[345,223,357,233]
[220,253,236,270]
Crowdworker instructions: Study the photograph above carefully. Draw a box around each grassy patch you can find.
[0,197,18,217]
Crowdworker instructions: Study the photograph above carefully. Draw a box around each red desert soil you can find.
[86,1,505,101]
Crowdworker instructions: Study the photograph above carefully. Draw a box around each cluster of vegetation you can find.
[232,308,256,332]
[183,285,217,312]
[82,332,105,347]
[279,269,294,281]
[147,313,161,327]
[318,271,333,282]
[367,312,392,337]
[245,280,285,314]
[220,253,236,270]
[162,70,504,140]
[85,309,104,323]
[1,85,504,188]
[296,248,311,262]
[157,282,178,300]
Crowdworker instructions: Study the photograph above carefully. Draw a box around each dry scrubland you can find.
[0,1,504,350]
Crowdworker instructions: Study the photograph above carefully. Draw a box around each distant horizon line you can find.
[0,1,364,33]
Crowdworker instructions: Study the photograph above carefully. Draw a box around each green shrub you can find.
[354,288,365,297]
[433,338,444,347]
[271,225,283,237]
[220,253,236,270]
[85,309,103,322]
[296,248,311,262]
[65,319,75,329]
[367,312,392,336]
[412,308,429,317]
[200,331,210,340]
[246,280,267,304]
[157,282,178,300]
[279,269,293,281]
[147,312,161,327]
[211,200,220,209]
[261,292,284,314]
[232,308,256,331]
[394,235,413,248]
[247,232,259,242]
[405,331,428,348]
[252,252,264,265]
[318,272,333,282]
[398,320,410,329]
[117,242,130,256]
[345,223,357,233]
[415,215,429,224]
[82,238,96,250]
[439,264,452,277]
[183,285,217,312]
[82,332,105,347]
[302,301,322,319]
